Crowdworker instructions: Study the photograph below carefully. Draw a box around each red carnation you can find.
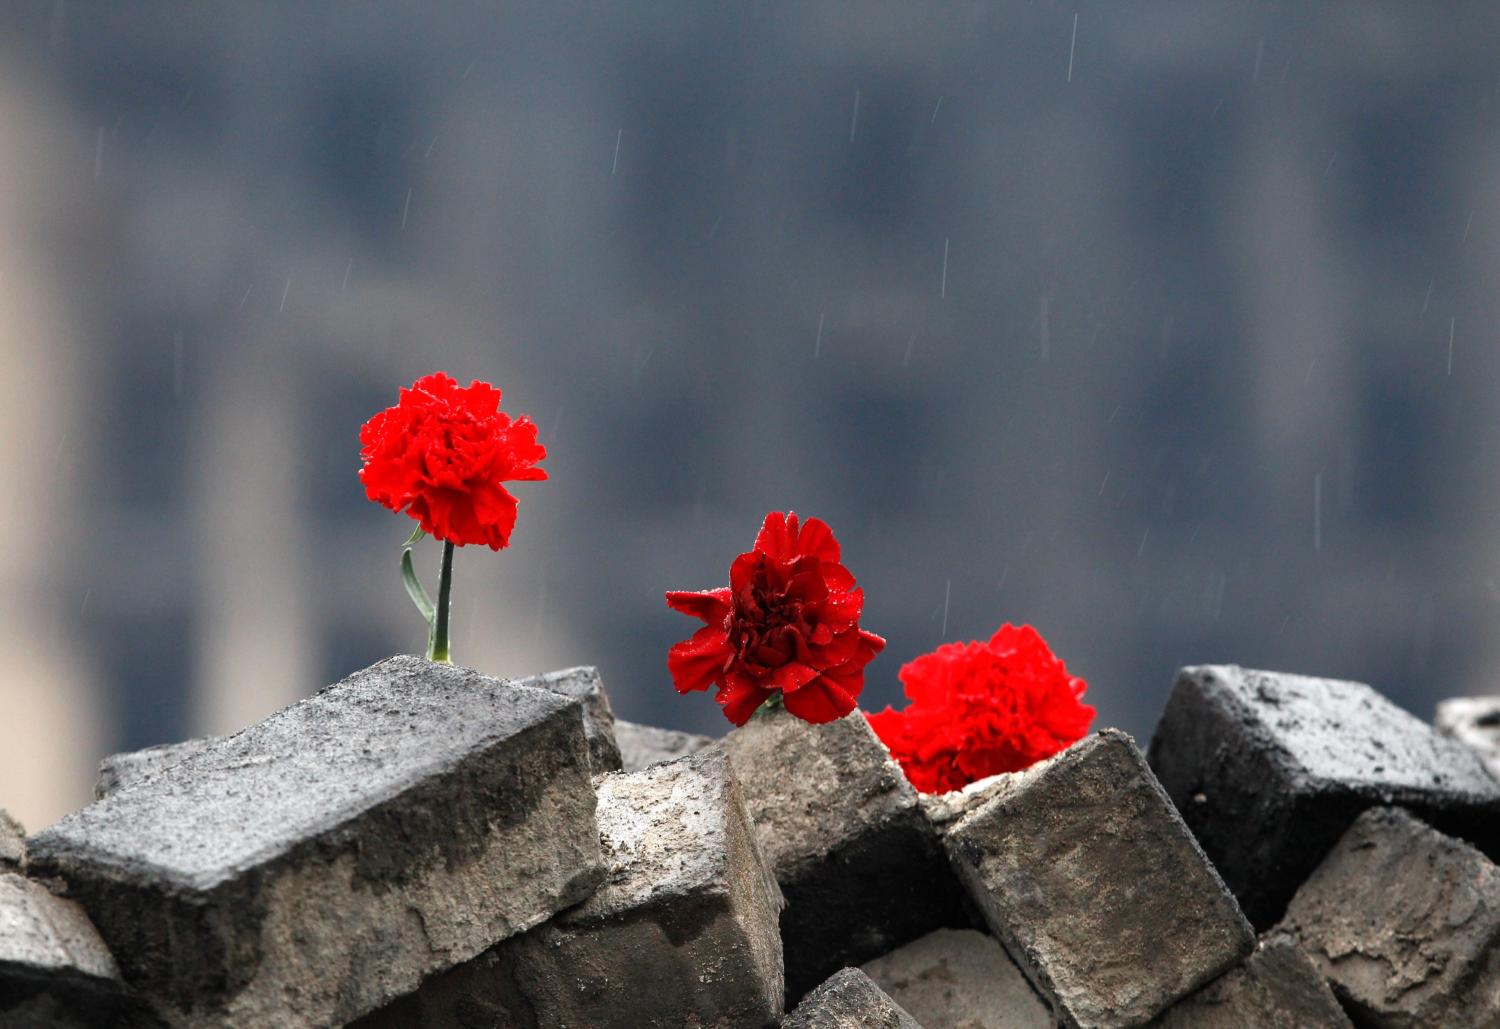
[866,624,1095,794]
[359,372,546,550]
[666,512,886,726]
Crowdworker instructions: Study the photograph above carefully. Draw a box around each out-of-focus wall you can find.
[2,1,1499,829]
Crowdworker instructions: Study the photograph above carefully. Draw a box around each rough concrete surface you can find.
[1276,806,1500,1028]
[615,718,715,773]
[0,871,130,1028]
[0,809,23,870]
[1435,695,1500,782]
[95,738,219,800]
[357,746,785,1029]
[860,928,1052,1029]
[725,707,971,1003]
[529,666,623,774]
[1148,665,1500,928]
[1148,935,1351,1028]
[26,656,605,1028]
[948,729,1254,1029]
[781,968,924,1029]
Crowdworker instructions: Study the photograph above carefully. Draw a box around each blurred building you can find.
[2,1,1499,828]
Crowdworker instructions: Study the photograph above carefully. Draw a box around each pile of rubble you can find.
[4,657,1500,1027]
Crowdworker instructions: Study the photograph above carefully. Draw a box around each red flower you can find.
[359,372,546,549]
[866,624,1094,794]
[667,512,886,726]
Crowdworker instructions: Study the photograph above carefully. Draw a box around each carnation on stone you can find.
[866,623,1094,794]
[666,511,886,726]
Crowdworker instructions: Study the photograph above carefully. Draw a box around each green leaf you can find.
[401,547,436,624]
[403,525,426,548]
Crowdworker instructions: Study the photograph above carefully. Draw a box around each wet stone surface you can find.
[529,666,623,775]
[95,737,218,801]
[0,871,131,1028]
[860,928,1051,1029]
[1435,695,1500,783]
[1148,665,1500,927]
[781,968,924,1029]
[1276,806,1500,1028]
[614,718,715,773]
[724,707,971,1004]
[1147,934,1351,1029]
[0,809,23,871]
[947,729,1254,1029]
[26,656,605,1028]
[358,746,784,1029]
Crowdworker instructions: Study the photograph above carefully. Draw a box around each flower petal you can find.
[782,676,857,723]
[667,625,733,695]
[665,588,733,624]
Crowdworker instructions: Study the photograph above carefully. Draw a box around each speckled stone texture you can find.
[1436,695,1500,781]
[0,809,23,871]
[615,718,715,773]
[1148,935,1351,1028]
[95,737,218,800]
[860,928,1051,1029]
[781,968,924,1029]
[358,746,785,1029]
[947,729,1254,1029]
[1148,666,1500,929]
[529,666,623,774]
[26,656,605,1029]
[1275,807,1500,1028]
[724,707,971,1004]
[0,872,130,1028]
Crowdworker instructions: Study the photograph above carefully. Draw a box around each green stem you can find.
[429,540,456,664]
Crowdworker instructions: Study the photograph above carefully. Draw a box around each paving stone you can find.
[0,809,23,871]
[724,706,971,1003]
[356,746,785,1029]
[1147,935,1351,1028]
[860,928,1051,1029]
[1147,665,1500,927]
[1275,806,1500,1028]
[947,729,1254,1029]
[95,737,219,800]
[0,871,131,1028]
[1435,695,1500,782]
[781,968,924,1029]
[530,666,622,774]
[26,656,605,1028]
[614,718,715,773]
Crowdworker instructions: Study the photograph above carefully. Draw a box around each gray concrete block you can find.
[947,729,1254,1029]
[95,737,219,800]
[1435,695,1500,782]
[0,871,130,1028]
[530,666,622,774]
[860,928,1051,1029]
[615,718,715,773]
[724,707,971,1003]
[781,968,924,1029]
[26,656,605,1028]
[1148,665,1500,927]
[356,746,785,1029]
[1276,806,1500,1028]
[1148,935,1351,1029]
[0,809,23,871]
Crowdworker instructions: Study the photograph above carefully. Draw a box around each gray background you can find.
[3,1,1499,826]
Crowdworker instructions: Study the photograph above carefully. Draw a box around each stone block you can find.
[26,656,605,1028]
[1147,665,1500,927]
[530,666,622,774]
[1148,935,1351,1028]
[0,809,23,871]
[724,707,970,1002]
[615,718,714,773]
[947,729,1254,1029]
[860,928,1050,1029]
[95,737,218,800]
[0,871,130,1028]
[1276,806,1500,1027]
[356,745,783,1028]
[1435,695,1500,782]
[781,968,923,1029]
